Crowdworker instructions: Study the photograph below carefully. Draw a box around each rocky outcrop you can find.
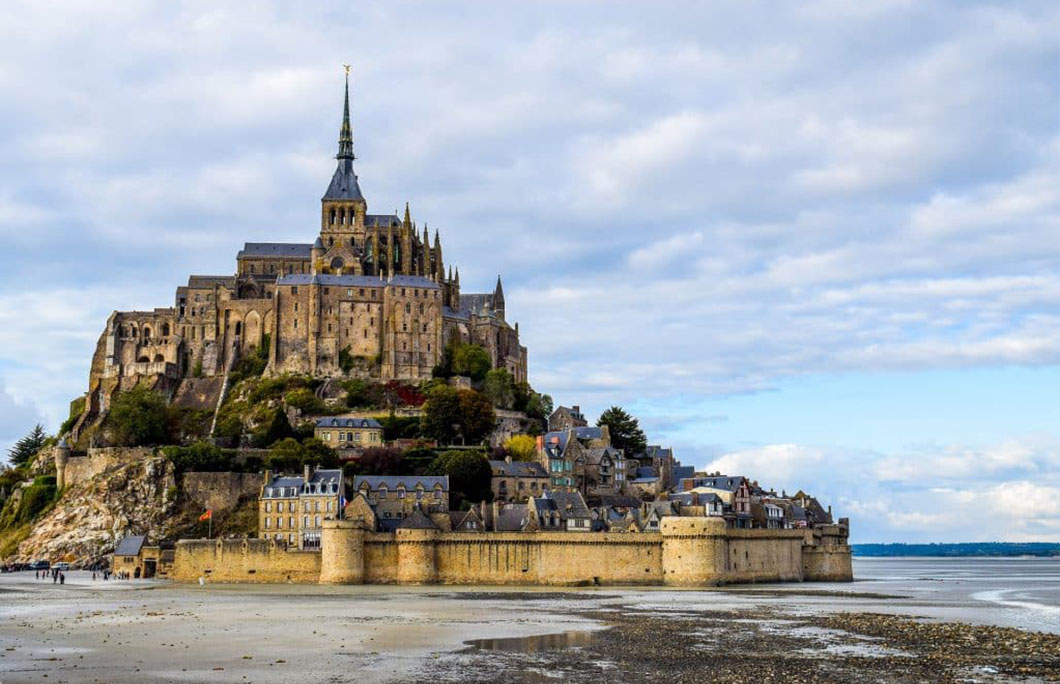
[14,456,177,564]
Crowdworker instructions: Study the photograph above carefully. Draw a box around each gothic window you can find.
[329,237,334,247]
[142,326,151,340]
[404,303,410,314]
[330,208,336,225]
[250,265,256,274]
[268,264,275,274]
[162,323,170,336]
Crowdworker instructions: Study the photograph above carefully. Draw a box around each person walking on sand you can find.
[59,572,65,585]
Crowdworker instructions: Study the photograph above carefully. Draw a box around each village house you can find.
[352,475,449,525]
[489,456,550,502]
[681,474,754,528]
[526,491,592,531]
[548,405,588,431]
[314,416,384,449]
[259,466,344,549]
[112,535,174,579]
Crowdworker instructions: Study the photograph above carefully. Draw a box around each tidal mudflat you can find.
[1,558,1057,683]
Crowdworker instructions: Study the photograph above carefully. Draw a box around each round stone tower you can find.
[396,528,439,584]
[319,520,365,584]
[660,516,727,586]
[54,437,70,490]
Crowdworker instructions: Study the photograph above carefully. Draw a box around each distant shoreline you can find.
[852,542,1060,558]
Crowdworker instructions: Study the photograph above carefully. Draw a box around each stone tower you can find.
[317,72,367,275]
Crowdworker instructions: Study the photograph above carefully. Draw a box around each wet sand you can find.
[0,571,1057,683]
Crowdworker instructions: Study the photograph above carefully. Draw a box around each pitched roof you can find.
[542,427,605,456]
[365,214,401,228]
[316,417,383,429]
[397,508,438,530]
[584,446,621,466]
[186,275,237,289]
[495,504,529,531]
[534,491,590,520]
[237,242,313,259]
[689,475,747,492]
[323,158,364,200]
[354,475,449,491]
[306,469,342,486]
[114,535,146,557]
[489,460,547,478]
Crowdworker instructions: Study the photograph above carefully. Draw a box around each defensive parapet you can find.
[396,528,439,584]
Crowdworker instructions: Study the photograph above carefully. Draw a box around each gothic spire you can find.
[404,202,412,227]
[337,69,354,161]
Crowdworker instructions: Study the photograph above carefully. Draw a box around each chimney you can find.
[505,455,512,464]
[492,501,500,532]
[303,464,311,482]
[683,479,693,491]
[536,435,544,450]
[572,405,580,414]
[264,469,272,487]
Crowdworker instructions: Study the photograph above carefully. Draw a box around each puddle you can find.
[464,630,596,652]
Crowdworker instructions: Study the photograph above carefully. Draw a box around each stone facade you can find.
[71,77,527,441]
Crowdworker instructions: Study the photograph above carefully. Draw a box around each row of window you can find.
[320,430,381,444]
[264,515,323,529]
[264,499,335,513]
[365,487,443,500]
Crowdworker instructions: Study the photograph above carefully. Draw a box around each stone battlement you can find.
[171,516,852,586]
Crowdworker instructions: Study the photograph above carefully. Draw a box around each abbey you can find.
[72,77,526,437]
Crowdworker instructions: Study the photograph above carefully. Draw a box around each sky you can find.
[0,1,1057,543]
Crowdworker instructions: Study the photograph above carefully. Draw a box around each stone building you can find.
[536,426,626,500]
[548,405,587,431]
[259,466,344,549]
[352,475,449,524]
[314,416,383,449]
[488,456,550,502]
[71,75,527,441]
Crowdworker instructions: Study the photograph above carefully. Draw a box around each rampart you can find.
[60,447,156,488]
[173,517,852,586]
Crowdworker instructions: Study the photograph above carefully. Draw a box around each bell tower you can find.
[318,67,367,275]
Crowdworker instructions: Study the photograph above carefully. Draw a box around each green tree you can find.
[106,385,171,446]
[482,369,515,409]
[458,390,496,444]
[8,424,47,467]
[451,344,491,382]
[284,387,323,413]
[597,406,647,455]
[251,409,295,448]
[504,434,537,461]
[301,437,337,468]
[266,438,305,472]
[338,345,355,374]
[163,441,229,473]
[428,449,492,506]
[525,391,553,423]
[421,385,462,444]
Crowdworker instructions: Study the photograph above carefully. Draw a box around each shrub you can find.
[451,344,491,382]
[163,441,230,473]
[285,387,324,413]
[250,409,294,448]
[106,385,171,446]
[338,346,355,374]
[504,435,537,461]
[483,369,515,409]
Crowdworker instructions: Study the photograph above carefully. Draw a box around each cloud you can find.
[696,436,1060,543]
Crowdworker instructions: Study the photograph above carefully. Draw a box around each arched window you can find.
[162,323,170,337]
[153,354,164,363]
[328,237,334,247]
[142,326,151,341]
[330,208,336,225]
[331,257,345,271]
[340,209,346,225]
[137,355,149,363]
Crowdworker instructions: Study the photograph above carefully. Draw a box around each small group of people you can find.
[91,569,113,581]
[34,568,65,584]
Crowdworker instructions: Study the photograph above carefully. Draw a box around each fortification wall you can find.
[181,472,262,514]
[172,539,321,583]
[63,447,156,487]
[172,521,851,586]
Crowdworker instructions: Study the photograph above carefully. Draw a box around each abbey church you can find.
[72,77,527,438]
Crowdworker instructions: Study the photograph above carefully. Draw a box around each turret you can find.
[55,436,70,490]
[493,275,505,320]
[311,237,324,274]
[433,229,443,280]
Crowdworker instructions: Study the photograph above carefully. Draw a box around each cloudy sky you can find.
[1,1,1057,543]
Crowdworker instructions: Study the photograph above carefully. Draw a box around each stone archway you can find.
[244,310,263,352]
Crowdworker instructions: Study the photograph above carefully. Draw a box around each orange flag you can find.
[199,510,212,522]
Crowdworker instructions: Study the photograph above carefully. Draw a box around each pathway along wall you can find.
[174,519,852,585]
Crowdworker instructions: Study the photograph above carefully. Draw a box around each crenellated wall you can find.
[174,519,852,586]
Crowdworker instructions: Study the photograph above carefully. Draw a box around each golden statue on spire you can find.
[343,64,351,76]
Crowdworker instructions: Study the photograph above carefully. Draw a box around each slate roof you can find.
[365,214,402,228]
[264,475,304,496]
[323,159,364,200]
[114,535,146,557]
[634,466,658,480]
[441,306,470,320]
[316,417,383,429]
[354,475,449,491]
[237,242,313,259]
[306,469,342,488]
[489,460,547,478]
[584,446,621,466]
[397,508,438,530]
[495,504,529,531]
[458,293,494,315]
[689,475,747,492]
[276,273,439,289]
[186,275,237,289]
[671,465,695,483]
[595,494,642,508]
[542,427,605,456]
[534,491,590,520]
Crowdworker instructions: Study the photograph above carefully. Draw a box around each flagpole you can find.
[208,513,212,540]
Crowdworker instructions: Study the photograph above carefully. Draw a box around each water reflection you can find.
[465,630,596,652]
